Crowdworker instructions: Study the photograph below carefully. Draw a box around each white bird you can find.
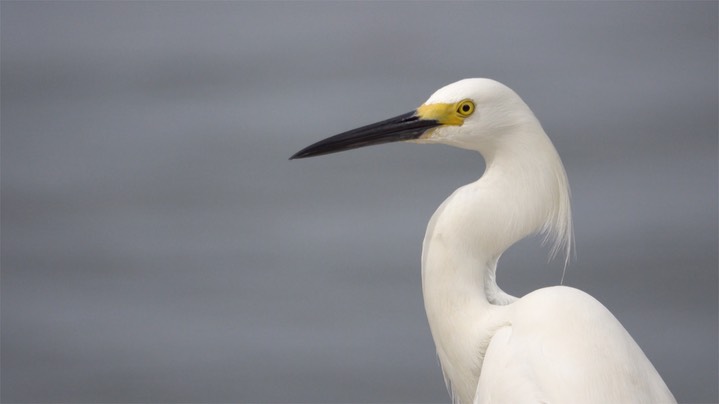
[291,78,675,404]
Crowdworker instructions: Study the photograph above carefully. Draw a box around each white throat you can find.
[420,118,572,403]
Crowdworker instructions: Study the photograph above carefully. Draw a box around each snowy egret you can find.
[291,79,675,403]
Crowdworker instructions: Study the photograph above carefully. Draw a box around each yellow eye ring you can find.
[456,100,475,117]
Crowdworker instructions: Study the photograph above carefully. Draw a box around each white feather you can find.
[418,79,675,404]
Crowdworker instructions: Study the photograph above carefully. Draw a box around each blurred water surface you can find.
[1,2,717,402]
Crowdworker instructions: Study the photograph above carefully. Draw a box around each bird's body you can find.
[473,287,671,403]
[292,78,675,403]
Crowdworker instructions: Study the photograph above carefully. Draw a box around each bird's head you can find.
[290,78,538,159]
[291,78,572,269]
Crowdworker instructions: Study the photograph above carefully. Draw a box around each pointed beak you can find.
[290,110,441,159]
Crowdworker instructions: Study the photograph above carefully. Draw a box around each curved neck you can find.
[423,123,571,303]
[420,127,571,403]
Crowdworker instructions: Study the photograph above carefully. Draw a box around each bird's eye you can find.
[457,100,475,117]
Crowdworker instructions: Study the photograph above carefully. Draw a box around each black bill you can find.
[290,111,441,159]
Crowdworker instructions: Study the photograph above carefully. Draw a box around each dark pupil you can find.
[462,104,470,112]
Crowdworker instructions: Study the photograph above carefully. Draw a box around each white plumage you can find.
[292,78,676,403]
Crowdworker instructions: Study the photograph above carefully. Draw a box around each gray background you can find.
[1,1,717,403]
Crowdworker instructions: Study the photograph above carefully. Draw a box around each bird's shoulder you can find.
[512,285,611,329]
[508,286,640,370]
[474,286,675,403]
